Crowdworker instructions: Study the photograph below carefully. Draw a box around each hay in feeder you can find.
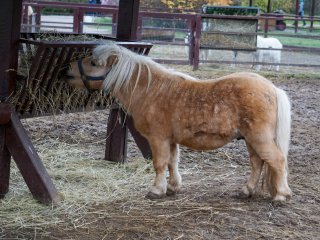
[14,33,113,117]
[201,19,257,49]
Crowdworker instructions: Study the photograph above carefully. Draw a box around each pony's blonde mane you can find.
[93,44,196,93]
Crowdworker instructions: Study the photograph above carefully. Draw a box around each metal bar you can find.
[5,111,60,204]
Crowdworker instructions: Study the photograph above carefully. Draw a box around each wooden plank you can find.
[5,111,60,204]
[0,125,11,198]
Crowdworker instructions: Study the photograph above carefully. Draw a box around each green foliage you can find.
[233,0,295,14]
[39,0,88,14]
[202,5,259,15]
[93,17,112,24]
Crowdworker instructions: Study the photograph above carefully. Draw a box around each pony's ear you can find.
[106,54,118,67]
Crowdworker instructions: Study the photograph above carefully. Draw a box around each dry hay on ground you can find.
[1,66,320,239]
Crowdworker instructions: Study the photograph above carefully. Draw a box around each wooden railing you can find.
[21,1,320,70]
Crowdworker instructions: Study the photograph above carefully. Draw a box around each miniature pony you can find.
[66,44,292,201]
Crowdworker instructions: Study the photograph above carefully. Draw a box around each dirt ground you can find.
[1,66,320,239]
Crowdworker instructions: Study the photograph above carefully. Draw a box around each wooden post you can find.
[193,15,201,70]
[310,0,315,32]
[0,0,59,204]
[105,0,153,162]
[294,0,299,32]
[264,0,272,37]
[116,0,140,41]
[105,105,128,163]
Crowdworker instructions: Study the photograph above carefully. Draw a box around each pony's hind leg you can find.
[146,138,170,199]
[167,144,182,196]
[242,143,264,197]
[249,138,292,201]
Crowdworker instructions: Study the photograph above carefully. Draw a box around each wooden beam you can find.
[116,0,140,41]
[0,0,59,204]
[5,111,60,203]
[0,125,10,197]
[105,105,128,163]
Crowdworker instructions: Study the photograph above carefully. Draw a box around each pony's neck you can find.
[112,61,194,116]
[113,63,152,112]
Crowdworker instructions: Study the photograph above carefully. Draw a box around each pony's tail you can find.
[275,87,291,161]
[264,87,291,192]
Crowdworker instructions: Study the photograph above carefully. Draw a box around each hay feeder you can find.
[1,30,152,204]
[201,5,260,50]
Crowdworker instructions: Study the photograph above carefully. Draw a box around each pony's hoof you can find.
[272,188,292,202]
[273,193,291,202]
[166,188,176,196]
[242,185,254,198]
[236,191,252,199]
[145,192,163,200]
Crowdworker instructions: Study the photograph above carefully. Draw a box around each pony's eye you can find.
[90,60,97,67]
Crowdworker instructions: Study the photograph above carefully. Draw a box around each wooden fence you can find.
[21,1,320,70]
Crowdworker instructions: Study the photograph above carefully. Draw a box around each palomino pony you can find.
[66,44,292,202]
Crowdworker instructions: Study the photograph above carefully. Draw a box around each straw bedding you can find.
[1,66,320,239]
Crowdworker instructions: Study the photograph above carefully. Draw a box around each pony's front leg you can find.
[167,144,182,196]
[146,139,171,199]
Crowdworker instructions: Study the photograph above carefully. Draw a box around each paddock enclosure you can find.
[1,66,319,239]
[1,1,319,239]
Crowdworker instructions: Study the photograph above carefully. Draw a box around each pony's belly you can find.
[178,131,233,151]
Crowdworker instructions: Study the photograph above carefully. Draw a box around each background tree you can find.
[158,0,232,10]
[234,0,297,14]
